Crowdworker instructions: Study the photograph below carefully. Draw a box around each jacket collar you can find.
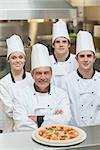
[10,67,26,83]
[77,69,95,79]
[34,83,51,94]
[53,51,70,62]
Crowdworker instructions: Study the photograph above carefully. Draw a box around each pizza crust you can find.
[35,125,83,144]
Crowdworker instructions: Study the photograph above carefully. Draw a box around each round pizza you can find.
[34,125,86,144]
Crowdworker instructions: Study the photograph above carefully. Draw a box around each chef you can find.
[50,20,78,90]
[65,30,100,126]
[13,43,72,131]
[0,34,33,132]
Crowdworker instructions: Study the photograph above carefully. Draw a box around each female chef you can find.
[13,43,72,131]
[65,30,100,126]
[0,34,33,132]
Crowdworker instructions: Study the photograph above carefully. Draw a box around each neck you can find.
[78,68,94,79]
[11,69,24,81]
[34,83,50,93]
[54,51,69,62]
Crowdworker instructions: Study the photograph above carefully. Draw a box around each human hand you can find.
[54,110,63,115]
[28,115,37,123]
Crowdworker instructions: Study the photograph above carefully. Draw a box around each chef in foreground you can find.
[13,43,72,131]
[65,30,100,127]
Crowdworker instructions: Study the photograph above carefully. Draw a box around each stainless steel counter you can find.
[0,125,100,150]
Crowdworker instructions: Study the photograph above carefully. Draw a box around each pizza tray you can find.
[31,126,87,147]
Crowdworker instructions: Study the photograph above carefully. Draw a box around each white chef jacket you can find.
[50,53,78,90]
[0,72,33,132]
[65,70,100,127]
[13,84,72,131]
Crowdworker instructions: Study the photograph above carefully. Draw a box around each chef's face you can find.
[31,67,52,92]
[52,37,70,55]
[8,51,25,72]
[76,50,96,71]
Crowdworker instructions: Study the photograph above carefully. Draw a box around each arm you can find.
[42,93,72,126]
[0,82,13,118]
[13,98,37,131]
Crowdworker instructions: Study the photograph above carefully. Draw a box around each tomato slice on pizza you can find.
[35,125,84,144]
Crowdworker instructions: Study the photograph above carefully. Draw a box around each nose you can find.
[41,73,46,79]
[84,56,88,61]
[16,57,20,62]
[59,41,63,46]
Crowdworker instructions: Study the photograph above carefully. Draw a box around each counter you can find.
[0,125,100,150]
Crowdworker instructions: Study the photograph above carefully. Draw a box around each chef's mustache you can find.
[36,80,50,84]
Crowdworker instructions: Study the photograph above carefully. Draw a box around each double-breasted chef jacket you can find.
[65,70,100,127]
[0,72,33,132]
[13,83,72,131]
[50,53,78,90]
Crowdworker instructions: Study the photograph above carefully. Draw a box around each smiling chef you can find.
[0,34,33,132]
[65,30,100,127]
[13,43,72,131]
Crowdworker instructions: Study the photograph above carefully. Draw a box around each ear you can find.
[68,43,71,48]
[8,59,10,63]
[75,55,78,61]
[68,42,71,48]
[52,43,55,49]
[93,55,96,62]
[31,70,34,78]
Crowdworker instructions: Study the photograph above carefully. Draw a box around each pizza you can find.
[34,125,85,144]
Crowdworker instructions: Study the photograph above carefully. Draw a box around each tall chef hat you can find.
[76,30,95,55]
[31,43,51,70]
[6,34,25,59]
[52,20,70,43]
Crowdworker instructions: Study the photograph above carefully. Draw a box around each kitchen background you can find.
[0,0,100,130]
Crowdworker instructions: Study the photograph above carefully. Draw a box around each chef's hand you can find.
[54,109,63,115]
[28,115,37,123]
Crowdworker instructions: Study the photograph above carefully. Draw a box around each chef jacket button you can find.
[77,79,79,82]
[81,117,84,119]
[54,62,56,65]
[81,104,84,107]
[48,105,50,107]
[91,104,93,107]
[49,93,51,95]
[69,62,71,64]
[92,92,94,94]
[34,93,35,95]
[94,79,96,81]
[90,117,92,119]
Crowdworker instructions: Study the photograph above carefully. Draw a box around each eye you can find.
[62,40,67,43]
[36,72,41,76]
[19,55,24,59]
[87,54,93,58]
[44,71,49,75]
[79,55,85,58]
[55,40,60,44]
[10,56,16,59]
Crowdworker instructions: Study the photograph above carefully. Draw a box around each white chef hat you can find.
[6,34,25,59]
[76,30,95,55]
[31,43,51,70]
[52,20,70,43]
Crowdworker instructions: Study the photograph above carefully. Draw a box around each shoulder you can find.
[94,71,100,78]
[67,70,77,79]
[49,55,55,62]
[51,84,67,96]
[0,73,11,84]
[25,71,32,77]
[70,53,76,58]
[68,54,77,63]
